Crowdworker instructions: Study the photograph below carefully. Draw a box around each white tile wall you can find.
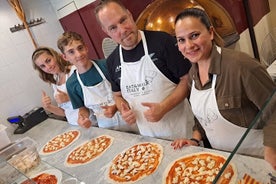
[0,0,64,137]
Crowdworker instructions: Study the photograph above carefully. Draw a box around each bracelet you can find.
[190,138,200,146]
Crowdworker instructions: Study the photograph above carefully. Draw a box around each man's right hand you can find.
[121,103,136,125]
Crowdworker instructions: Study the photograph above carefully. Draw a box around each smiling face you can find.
[97,2,140,50]
[175,16,214,63]
[62,40,90,70]
[34,52,60,75]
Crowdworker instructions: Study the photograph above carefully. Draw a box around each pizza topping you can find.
[66,135,113,166]
[108,142,163,183]
[21,173,57,184]
[42,130,80,154]
[164,152,235,184]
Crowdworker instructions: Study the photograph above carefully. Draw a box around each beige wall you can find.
[231,0,276,62]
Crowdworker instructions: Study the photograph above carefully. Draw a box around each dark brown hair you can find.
[175,8,224,46]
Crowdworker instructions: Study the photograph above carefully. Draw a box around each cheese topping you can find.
[109,142,163,183]
[66,135,113,166]
[42,130,80,154]
[165,153,235,184]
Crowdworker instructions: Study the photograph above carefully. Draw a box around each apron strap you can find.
[119,30,148,62]
[76,60,106,87]
[211,74,217,89]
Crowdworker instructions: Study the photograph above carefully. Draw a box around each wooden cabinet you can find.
[59,10,99,59]
[78,2,108,59]
[216,0,270,33]
[59,0,154,59]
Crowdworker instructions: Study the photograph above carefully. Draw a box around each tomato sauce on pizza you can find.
[41,130,80,155]
[21,173,57,184]
[108,142,163,183]
[66,135,113,166]
[164,152,236,184]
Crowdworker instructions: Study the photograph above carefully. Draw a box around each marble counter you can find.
[10,118,275,183]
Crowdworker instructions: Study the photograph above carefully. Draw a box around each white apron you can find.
[190,73,264,157]
[120,31,194,140]
[76,61,139,132]
[53,66,78,126]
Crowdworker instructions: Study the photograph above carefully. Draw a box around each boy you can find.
[57,31,139,133]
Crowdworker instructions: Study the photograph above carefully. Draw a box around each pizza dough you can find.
[65,135,114,167]
[107,142,163,183]
[163,152,236,184]
[40,130,80,155]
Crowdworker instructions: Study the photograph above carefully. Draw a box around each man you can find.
[94,0,195,140]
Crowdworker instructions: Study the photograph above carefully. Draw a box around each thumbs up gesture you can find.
[121,103,136,125]
[141,102,163,122]
[41,90,52,109]
[101,104,117,118]
[54,89,70,104]
[78,113,92,128]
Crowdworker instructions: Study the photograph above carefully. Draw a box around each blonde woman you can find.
[32,47,81,125]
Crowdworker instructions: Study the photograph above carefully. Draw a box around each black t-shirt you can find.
[106,30,191,92]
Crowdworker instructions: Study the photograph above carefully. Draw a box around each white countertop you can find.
[10,118,275,183]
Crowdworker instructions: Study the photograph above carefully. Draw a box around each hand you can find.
[121,103,136,125]
[264,146,276,170]
[142,102,164,122]
[101,104,117,118]
[78,114,92,128]
[171,138,199,150]
[54,89,70,104]
[41,91,52,109]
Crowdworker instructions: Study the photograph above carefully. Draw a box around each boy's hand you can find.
[121,103,136,125]
[78,114,92,128]
[101,104,117,118]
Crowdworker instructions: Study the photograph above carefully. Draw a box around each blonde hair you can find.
[32,47,71,84]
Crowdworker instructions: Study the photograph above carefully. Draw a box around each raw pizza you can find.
[65,135,113,167]
[107,142,163,183]
[40,130,80,155]
[163,152,236,184]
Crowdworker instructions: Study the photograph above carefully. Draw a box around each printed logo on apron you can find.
[119,30,194,140]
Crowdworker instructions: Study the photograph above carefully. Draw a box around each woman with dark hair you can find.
[171,8,276,170]
[32,47,81,125]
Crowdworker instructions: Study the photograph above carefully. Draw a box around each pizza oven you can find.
[136,0,240,47]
